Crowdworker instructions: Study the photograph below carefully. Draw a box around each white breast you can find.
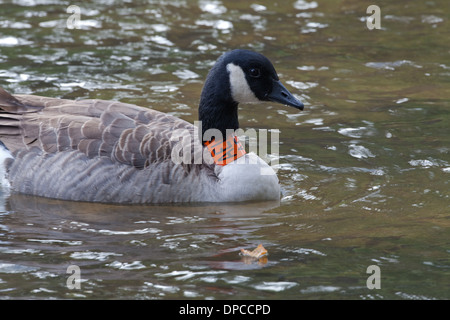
[213,152,280,202]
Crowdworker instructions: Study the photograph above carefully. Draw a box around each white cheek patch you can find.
[226,63,261,104]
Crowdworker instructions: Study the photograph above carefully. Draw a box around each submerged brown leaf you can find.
[240,244,268,259]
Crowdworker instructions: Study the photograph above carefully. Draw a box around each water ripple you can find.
[253,281,298,292]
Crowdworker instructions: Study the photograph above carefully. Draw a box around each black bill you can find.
[267,79,304,110]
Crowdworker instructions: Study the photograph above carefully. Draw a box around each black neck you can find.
[198,61,239,145]
[199,98,238,143]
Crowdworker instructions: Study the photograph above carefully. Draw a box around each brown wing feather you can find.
[0,87,205,172]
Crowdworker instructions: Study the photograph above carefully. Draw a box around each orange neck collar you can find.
[204,136,246,166]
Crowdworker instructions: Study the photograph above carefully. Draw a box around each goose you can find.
[0,49,303,203]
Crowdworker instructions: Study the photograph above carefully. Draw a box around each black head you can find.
[220,49,304,109]
[199,49,304,140]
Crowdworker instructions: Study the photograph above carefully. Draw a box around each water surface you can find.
[0,0,449,299]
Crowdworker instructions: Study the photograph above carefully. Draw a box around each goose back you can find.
[0,88,218,203]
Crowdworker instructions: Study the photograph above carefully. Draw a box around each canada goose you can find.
[0,49,303,203]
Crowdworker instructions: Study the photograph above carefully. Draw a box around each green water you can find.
[0,0,448,299]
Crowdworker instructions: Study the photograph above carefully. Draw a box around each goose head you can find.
[199,49,304,141]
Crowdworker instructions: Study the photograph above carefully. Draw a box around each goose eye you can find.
[249,68,261,78]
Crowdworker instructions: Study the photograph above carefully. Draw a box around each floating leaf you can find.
[240,244,268,259]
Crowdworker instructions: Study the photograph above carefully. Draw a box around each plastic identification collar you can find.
[204,136,246,166]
